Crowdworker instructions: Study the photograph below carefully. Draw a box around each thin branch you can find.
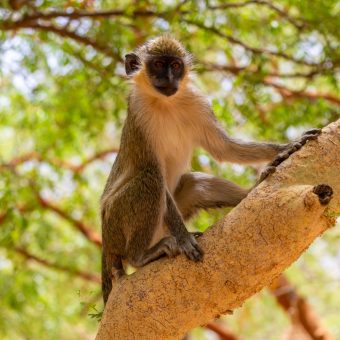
[202,61,329,79]
[207,0,307,30]
[73,149,117,173]
[1,149,117,173]
[15,246,101,283]
[31,23,121,60]
[264,78,340,105]
[183,19,328,67]
[200,61,323,78]
[37,195,102,247]
[1,17,121,60]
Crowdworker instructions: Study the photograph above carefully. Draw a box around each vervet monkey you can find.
[101,35,320,303]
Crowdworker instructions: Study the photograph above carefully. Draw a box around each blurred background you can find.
[0,1,339,339]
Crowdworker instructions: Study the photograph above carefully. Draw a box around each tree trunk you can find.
[96,120,340,340]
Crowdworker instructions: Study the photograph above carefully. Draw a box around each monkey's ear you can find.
[125,53,141,75]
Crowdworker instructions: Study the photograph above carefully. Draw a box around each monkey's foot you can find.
[258,128,321,184]
[178,234,204,262]
[111,268,125,281]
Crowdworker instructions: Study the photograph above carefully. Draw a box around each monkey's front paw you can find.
[179,234,204,262]
[271,128,321,167]
[258,128,321,184]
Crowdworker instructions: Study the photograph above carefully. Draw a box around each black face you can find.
[146,56,184,96]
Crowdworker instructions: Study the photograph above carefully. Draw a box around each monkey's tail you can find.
[101,251,112,305]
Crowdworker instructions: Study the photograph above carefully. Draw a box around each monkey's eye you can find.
[171,62,181,70]
[154,61,164,69]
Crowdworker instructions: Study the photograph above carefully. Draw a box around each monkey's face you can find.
[125,52,185,97]
[145,56,184,97]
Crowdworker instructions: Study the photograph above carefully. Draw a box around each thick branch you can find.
[97,120,340,339]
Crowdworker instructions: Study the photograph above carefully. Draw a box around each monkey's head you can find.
[125,36,192,98]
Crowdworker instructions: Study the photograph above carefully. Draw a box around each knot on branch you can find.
[313,184,333,205]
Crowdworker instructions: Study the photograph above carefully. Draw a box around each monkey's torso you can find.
[101,86,209,254]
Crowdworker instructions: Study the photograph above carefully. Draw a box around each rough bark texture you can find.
[96,120,340,340]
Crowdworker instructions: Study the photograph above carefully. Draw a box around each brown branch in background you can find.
[15,246,101,283]
[264,79,340,106]
[200,62,340,105]
[73,149,117,173]
[201,61,323,79]
[206,322,239,340]
[207,0,307,30]
[1,149,117,173]
[1,16,121,60]
[17,8,164,21]
[37,195,102,247]
[271,275,333,340]
[183,20,321,67]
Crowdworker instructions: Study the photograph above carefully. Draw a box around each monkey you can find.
[100,35,320,304]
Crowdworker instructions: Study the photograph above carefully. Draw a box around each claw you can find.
[191,231,203,238]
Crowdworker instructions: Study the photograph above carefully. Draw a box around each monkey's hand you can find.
[258,128,321,184]
[178,234,204,262]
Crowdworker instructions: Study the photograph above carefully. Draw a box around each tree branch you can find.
[205,322,239,340]
[207,0,308,30]
[183,19,324,67]
[0,16,121,60]
[263,78,340,105]
[271,276,333,340]
[1,149,117,173]
[15,246,101,283]
[96,120,340,339]
[37,195,102,247]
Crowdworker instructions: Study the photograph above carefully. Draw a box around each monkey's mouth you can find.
[155,85,178,97]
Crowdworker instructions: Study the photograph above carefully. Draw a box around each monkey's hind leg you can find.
[102,251,124,304]
[118,169,181,268]
[174,172,249,220]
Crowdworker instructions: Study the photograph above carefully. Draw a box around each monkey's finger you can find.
[271,151,290,167]
[258,165,276,183]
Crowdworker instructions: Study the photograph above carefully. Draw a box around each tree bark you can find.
[96,120,340,340]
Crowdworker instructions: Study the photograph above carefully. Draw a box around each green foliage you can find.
[0,0,339,339]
